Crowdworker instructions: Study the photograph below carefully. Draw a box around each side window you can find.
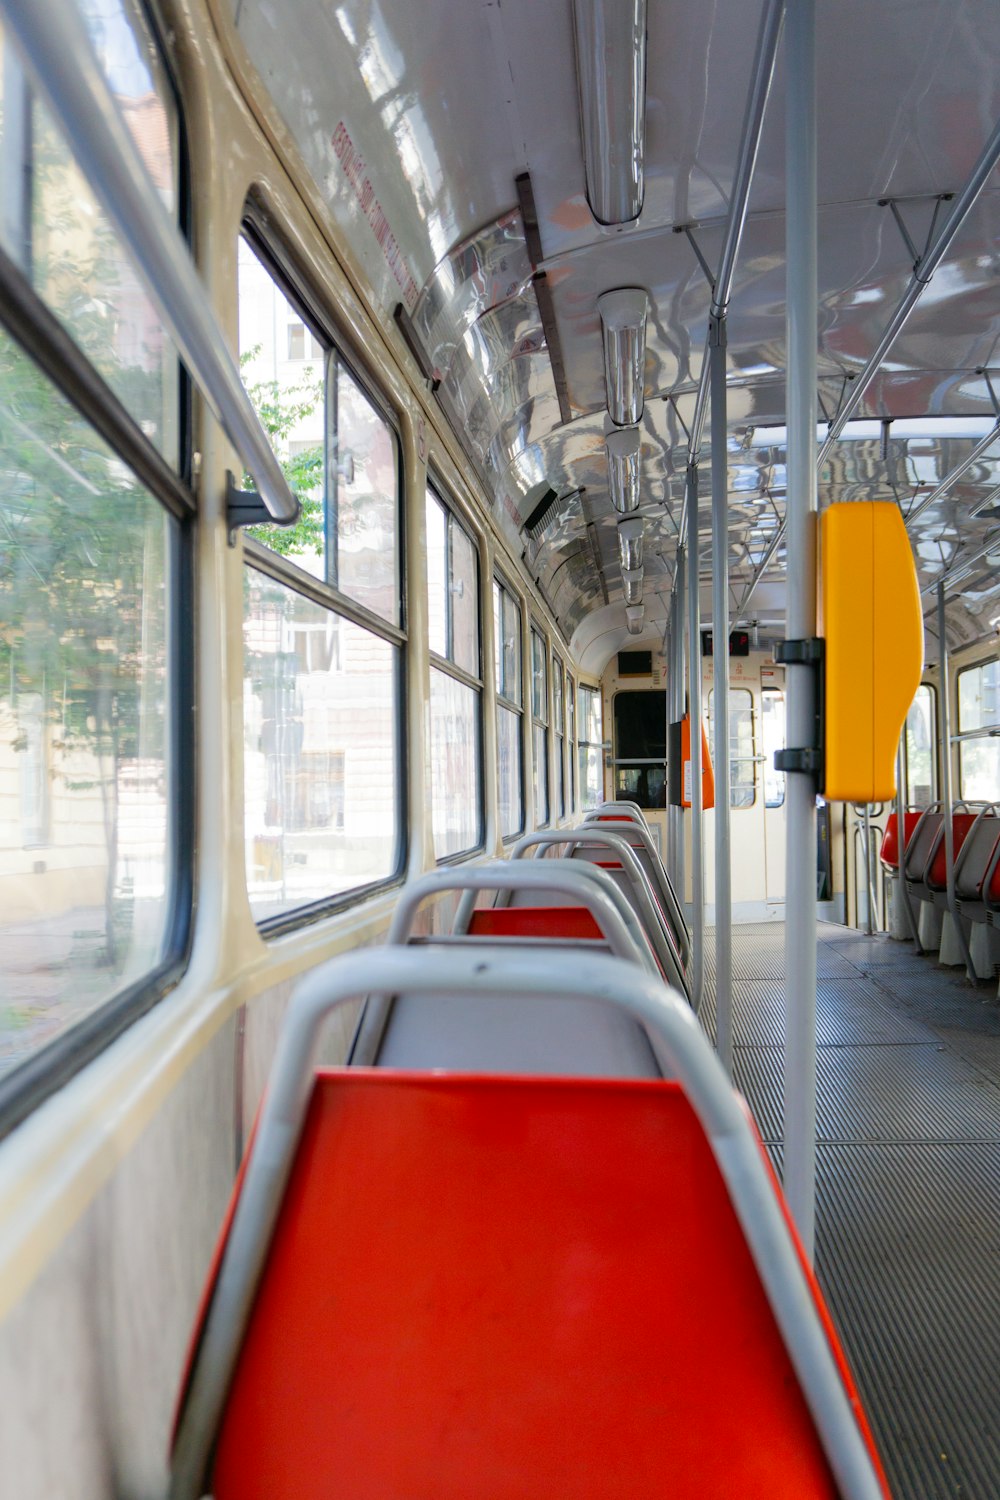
[493,577,524,838]
[238,238,404,924]
[531,626,549,826]
[426,485,482,860]
[553,657,566,819]
[577,684,603,811]
[707,688,756,808]
[761,687,786,808]
[957,666,997,801]
[0,7,191,1114]
[905,683,936,806]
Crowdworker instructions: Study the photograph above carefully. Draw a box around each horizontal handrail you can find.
[2,0,300,526]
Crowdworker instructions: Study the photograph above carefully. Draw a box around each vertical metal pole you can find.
[936,584,976,979]
[895,739,920,943]
[686,464,705,1013]
[665,609,676,877]
[783,0,819,1263]
[710,320,734,1074]
[862,805,874,935]
[674,548,687,905]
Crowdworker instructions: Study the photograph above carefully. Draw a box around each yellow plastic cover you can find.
[820,501,923,803]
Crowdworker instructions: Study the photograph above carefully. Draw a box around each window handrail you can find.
[3,0,299,526]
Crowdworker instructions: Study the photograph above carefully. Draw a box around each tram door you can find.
[704,661,786,915]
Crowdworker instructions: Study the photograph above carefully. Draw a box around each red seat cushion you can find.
[212,1073,850,1500]
[468,906,604,941]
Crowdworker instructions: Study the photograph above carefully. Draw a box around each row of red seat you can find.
[167,805,889,1500]
[880,804,1000,942]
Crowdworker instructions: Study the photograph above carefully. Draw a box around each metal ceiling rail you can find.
[817,117,1000,465]
[735,113,1000,618]
[921,530,1000,597]
[1,0,300,526]
[679,0,785,538]
[906,421,1000,526]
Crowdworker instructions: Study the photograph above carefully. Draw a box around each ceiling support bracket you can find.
[878,192,955,277]
[675,225,716,293]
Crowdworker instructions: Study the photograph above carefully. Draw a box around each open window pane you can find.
[906,685,935,805]
[450,519,479,678]
[1,8,181,462]
[0,329,179,1079]
[425,490,447,659]
[430,668,480,859]
[243,567,401,920]
[333,359,399,624]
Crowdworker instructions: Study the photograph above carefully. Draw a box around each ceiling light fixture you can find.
[606,426,641,512]
[625,603,645,635]
[598,288,648,424]
[622,566,644,605]
[572,0,647,225]
[617,515,644,571]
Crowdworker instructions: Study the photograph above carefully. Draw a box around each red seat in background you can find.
[467,905,605,941]
[879,810,922,871]
[207,1071,881,1500]
[925,813,978,891]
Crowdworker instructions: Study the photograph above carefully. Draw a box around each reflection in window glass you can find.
[707,688,756,808]
[497,704,523,839]
[334,359,399,623]
[494,580,521,705]
[0,9,180,460]
[958,665,998,802]
[450,521,479,679]
[577,684,603,810]
[762,688,786,808]
[906,683,936,806]
[430,669,480,859]
[0,329,177,1079]
[243,568,400,920]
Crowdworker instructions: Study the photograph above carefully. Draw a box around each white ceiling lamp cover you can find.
[572,0,647,225]
[622,566,643,605]
[617,515,644,571]
[625,604,645,635]
[606,426,641,513]
[598,288,648,425]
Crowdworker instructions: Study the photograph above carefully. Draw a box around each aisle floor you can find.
[701,922,1000,1500]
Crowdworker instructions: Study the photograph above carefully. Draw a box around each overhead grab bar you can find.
[1,0,300,527]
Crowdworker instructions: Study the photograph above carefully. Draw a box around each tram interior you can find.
[1,0,1000,1497]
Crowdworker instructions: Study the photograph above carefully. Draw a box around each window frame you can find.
[493,573,525,841]
[239,214,409,933]
[0,0,195,1139]
[425,479,484,863]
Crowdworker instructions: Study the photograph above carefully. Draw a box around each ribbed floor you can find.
[701,922,1000,1499]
